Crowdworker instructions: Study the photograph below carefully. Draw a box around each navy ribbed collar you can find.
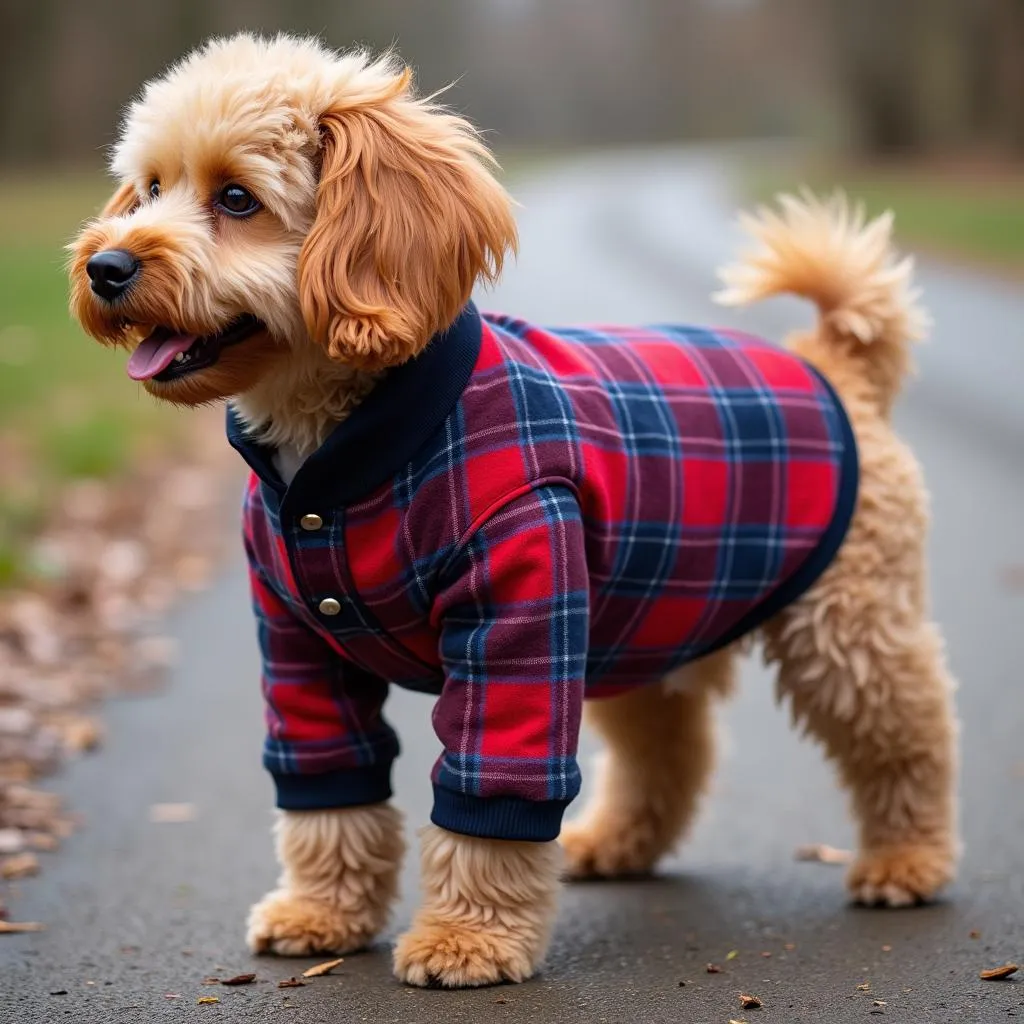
[226,303,482,512]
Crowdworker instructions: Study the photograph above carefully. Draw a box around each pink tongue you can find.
[126,333,198,381]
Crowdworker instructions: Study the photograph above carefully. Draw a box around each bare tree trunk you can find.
[990,0,1024,153]
[826,0,930,156]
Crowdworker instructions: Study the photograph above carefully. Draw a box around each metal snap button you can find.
[300,513,323,531]
[318,597,342,616]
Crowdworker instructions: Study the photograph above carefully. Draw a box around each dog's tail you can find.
[714,190,928,415]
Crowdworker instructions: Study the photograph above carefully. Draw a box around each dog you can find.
[69,33,958,988]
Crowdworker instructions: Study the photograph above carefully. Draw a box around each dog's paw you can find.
[393,919,540,988]
[847,844,955,907]
[559,819,659,879]
[246,889,382,957]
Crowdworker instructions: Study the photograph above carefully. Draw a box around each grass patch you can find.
[0,170,180,584]
[741,155,1024,273]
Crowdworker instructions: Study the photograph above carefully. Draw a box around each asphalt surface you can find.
[2,147,1024,1023]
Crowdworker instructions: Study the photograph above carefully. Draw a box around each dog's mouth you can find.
[125,315,265,382]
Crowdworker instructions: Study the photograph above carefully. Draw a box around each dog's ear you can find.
[298,69,517,370]
[101,181,140,217]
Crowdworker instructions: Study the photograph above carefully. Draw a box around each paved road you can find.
[2,148,1023,1023]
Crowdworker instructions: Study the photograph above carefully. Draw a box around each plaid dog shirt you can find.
[228,303,858,842]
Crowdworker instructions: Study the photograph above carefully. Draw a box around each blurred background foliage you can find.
[2,0,1023,164]
[0,0,1021,582]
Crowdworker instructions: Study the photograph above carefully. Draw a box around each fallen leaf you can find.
[197,995,220,1004]
[783,943,796,951]
[726,950,739,961]
[706,963,723,973]
[873,1000,887,1007]
[760,951,772,958]
[49,990,68,996]
[0,920,44,933]
[148,803,195,824]
[1,852,39,878]
[494,997,508,1004]
[794,843,853,865]
[969,929,981,939]
[301,957,345,978]
[881,945,892,952]
[739,993,763,1008]
[25,832,59,852]
[221,973,256,986]
[729,1019,749,1024]
[277,978,305,989]
[61,717,102,753]
[980,964,1019,980]
[164,994,181,1000]
[201,977,220,985]
[0,829,24,855]
[857,982,871,991]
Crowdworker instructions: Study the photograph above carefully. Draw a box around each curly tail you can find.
[715,190,929,415]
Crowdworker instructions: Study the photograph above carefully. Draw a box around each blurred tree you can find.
[824,0,1024,158]
[826,0,929,155]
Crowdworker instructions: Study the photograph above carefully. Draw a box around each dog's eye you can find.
[216,184,261,218]
[149,180,160,199]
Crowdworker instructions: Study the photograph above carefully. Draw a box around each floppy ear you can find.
[101,180,140,217]
[298,70,517,370]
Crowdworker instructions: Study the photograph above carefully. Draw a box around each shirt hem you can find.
[691,366,860,661]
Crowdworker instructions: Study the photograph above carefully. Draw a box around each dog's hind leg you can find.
[560,648,735,878]
[761,424,959,906]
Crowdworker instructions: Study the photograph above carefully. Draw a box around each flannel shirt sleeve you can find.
[248,559,400,811]
[430,483,589,842]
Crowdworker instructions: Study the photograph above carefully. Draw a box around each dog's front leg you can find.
[247,804,405,956]
[393,825,560,987]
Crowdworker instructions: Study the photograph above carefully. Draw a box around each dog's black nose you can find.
[86,249,140,301]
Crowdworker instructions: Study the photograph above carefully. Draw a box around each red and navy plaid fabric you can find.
[230,304,858,841]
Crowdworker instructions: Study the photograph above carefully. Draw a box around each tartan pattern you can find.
[239,306,857,840]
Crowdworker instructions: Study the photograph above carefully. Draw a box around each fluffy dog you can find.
[69,34,958,988]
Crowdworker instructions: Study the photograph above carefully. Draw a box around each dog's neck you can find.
[231,344,381,463]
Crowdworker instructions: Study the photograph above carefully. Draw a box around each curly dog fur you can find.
[69,33,958,988]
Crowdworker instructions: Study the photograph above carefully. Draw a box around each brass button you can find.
[318,597,342,616]
[300,513,323,531]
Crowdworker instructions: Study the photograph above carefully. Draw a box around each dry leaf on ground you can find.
[794,843,853,865]
[706,963,723,973]
[278,978,305,989]
[197,995,221,1004]
[60,717,103,753]
[148,803,196,824]
[0,920,44,933]
[0,829,24,855]
[980,963,1019,980]
[1,852,39,878]
[739,993,763,1008]
[221,973,256,986]
[301,958,345,978]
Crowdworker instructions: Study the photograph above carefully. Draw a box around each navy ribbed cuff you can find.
[271,763,393,810]
[430,785,569,842]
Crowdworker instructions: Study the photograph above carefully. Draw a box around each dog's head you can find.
[69,33,517,407]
